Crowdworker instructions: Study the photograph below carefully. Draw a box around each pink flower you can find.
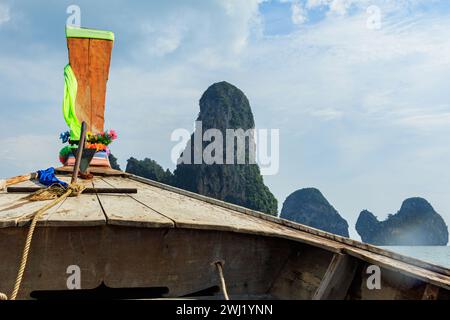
[109,129,118,140]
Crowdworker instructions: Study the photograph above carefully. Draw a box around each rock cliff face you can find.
[280,188,349,237]
[356,198,449,245]
[108,153,121,171]
[173,81,278,215]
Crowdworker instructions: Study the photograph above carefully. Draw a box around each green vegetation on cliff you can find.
[281,188,349,237]
[356,197,448,245]
[125,157,174,185]
[174,81,278,215]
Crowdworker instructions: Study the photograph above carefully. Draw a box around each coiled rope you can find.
[0,183,85,300]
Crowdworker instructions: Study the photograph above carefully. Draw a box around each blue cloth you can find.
[37,167,68,188]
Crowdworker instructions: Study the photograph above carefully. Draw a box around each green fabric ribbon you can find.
[63,64,81,141]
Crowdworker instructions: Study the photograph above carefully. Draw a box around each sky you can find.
[0,0,450,240]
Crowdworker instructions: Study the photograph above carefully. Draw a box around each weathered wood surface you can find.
[99,177,450,290]
[313,253,358,300]
[7,186,137,194]
[1,173,449,293]
[36,176,105,227]
[422,284,440,300]
[67,38,113,134]
[36,193,105,227]
[353,263,426,300]
[0,226,106,299]
[7,179,45,188]
[129,175,450,278]
[0,176,105,228]
[56,166,127,177]
[2,173,36,189]
[343,246,450,291]
[0,179,56,227]
[71,121,87,184]
[0,193,54,228]
[0,228,293,299]
[101,177,343,253]
[92,178,174,228]
[270,246,333,299]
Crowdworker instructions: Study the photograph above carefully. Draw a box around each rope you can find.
[24,183,69,201]
[214,261,230,300]
[0,183,85,300]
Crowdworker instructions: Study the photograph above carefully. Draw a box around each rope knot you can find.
[68,183,86,197]
[24,183,86,201]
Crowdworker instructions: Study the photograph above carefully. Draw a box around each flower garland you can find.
[58,129,118,164]
[87,129,118,146]
[85,130,118,154]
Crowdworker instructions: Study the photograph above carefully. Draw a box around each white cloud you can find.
[306,0,355,14]
[291,1,307,25]
[305,0,434,16]
[0,3,10,25]
[247,8,450,127]
[309,108,343,120]
[143,23,185,57]
[396,112,450,130]
[136,0,261,61]
[329,0,354,15]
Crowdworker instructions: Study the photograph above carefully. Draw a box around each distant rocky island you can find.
[280,188,349,237]
[112,81,449,243]
[125,81,278,215]
[356,198,449,246]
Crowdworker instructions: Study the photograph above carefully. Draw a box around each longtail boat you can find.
[0,26,449,300]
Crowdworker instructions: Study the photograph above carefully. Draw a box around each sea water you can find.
[381,246,450,268]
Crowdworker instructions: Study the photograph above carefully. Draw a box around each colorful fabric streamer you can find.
[62,64,81,141]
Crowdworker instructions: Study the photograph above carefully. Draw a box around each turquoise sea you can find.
[381,246,450,268]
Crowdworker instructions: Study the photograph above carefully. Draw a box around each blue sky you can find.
[1,0,450,240]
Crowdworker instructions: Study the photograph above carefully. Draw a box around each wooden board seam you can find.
[99,177,177,227]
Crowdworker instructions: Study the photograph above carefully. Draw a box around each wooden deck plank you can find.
[56,166,128,177]
[101,177,343,253]
[0,193,56,228]
[0,176,105,227]
[37,193,106,227]
[0,176,76,227]
[39,177,105,226]
[92,178,174,228]
[101,177,272,230]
